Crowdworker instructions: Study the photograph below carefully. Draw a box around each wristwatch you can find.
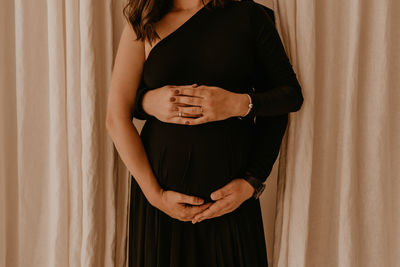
[243,173,266,199]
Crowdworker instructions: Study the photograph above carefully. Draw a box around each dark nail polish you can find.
[174,89,179,94]
[170,97,176,102]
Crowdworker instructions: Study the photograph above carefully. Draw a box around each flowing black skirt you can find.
[128,118,268,267]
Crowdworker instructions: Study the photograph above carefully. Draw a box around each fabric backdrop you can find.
[0,0,130,266]
[2,0,399,267]
[272,0,400,266]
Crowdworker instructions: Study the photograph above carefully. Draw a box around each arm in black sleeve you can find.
[130,77,153,121]
[242,3,304,182]
[248,3,303,117]
[245,114,288,181]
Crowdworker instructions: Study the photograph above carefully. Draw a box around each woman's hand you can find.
[142,84,251,125]
[142,84,200,124]
[151,189,213,222]
[191,178,254,224]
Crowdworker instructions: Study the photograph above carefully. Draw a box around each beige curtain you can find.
[272,0,400,266]
[2,0,399,266]
[0,0,130,266]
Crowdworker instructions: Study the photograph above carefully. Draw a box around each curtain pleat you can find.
[273,0,400,266]
[0,0,130,266]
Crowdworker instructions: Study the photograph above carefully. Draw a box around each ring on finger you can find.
[178,111,182,117]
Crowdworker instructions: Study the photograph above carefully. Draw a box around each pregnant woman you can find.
[106,0,304,266]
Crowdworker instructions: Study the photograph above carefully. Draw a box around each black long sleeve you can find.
[242,3,303,182]
[131,2,303,183]
[249,3,303,117]
[130,77,153,121]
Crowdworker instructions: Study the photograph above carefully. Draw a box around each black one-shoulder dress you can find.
[128,1,303,266]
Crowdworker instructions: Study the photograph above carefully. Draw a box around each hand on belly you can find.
[191,178,254,224]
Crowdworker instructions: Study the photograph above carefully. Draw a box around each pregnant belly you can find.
[140,117,255,200]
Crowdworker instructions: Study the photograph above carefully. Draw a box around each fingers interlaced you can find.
[166,88,211,123]
[172,84,205,98]
[174,95,203,106]
[176,106,203,118]
[168,106,215,125]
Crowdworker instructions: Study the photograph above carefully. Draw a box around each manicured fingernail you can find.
[192,83,198,87]
[170,97,176,102]
[174,89,179,94]
[185,121,190,125]
[173,107,179,111]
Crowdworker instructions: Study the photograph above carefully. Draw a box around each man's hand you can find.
[191,178,254,224]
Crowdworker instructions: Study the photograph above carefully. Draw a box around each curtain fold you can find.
[2,0,399,266]
[0,0,130,266]
[272,0,400,266]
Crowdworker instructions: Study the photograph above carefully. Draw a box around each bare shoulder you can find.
[117,23,145,62]
[121,23,139,41]
[112,22,145,89]
[112,22,145,81]
[107,23,145,117]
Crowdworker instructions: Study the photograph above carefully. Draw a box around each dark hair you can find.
[123,0,235,45]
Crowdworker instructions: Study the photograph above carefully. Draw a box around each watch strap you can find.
[243,173,266,199]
